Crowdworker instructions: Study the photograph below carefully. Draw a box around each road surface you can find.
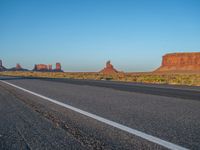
[0,76,200,149]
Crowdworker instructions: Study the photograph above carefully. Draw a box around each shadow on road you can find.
[0,76,40,81]
[0,75,200,101]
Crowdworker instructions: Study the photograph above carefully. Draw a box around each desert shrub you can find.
[0,71,200,86]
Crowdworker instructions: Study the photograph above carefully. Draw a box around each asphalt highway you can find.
[0,76,200,149]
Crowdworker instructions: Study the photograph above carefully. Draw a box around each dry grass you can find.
[0,71,200,86]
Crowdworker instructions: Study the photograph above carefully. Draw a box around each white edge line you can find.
[0,80,188,150]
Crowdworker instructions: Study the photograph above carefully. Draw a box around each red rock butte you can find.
[155,52,200,72]
[100,61,118,74]
[33,63,62,72]
[16,64,22,70]
[34,64,49,71]
[56,63,61,70]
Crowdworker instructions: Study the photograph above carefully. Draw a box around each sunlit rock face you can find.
[100,61,118,74]
[155,52,200,72]
[33,63,63,72]
[55,63,61,71]
[53,62,63,72]
[34,64,49,71]
[16,64,22,70]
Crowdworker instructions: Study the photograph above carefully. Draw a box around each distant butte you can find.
[16,63,22,70]
[33,63,63,72]
[54,62,62,72]
[100,61,118,74]
[9,63,28,71]
[0,60,7,71]
[34,64,51,71]
[155,52,200,73]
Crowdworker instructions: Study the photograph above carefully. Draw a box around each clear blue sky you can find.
[0,0,200,72]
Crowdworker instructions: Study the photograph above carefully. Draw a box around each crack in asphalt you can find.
[0,84,106,150]
[16,126,32,150]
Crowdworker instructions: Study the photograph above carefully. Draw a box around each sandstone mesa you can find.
[155,52,200,73]
[33,63,62,72]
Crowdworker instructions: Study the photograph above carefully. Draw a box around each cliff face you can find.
[155,52,200,72]
[34,64,49,71]
[33,63,63,72]
[100,61,118,74]
[55,63,61,71]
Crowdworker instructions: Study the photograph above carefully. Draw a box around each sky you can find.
[0,0,200,72]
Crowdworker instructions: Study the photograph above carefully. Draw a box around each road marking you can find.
[1,80,188,150]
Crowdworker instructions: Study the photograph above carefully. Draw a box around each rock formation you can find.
[48,65,52,71]
[55,63,61,71]
[34,64,49,71]
[155,52,200,72]
[52,62,63,72]
[0,60,6,71]
[9,63,28,71]
[34,63,63,72]
[16,64,22,70]
[100,61,118,74]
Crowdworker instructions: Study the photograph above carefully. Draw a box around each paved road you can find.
[0,83,85,150]
[0,76,200,149]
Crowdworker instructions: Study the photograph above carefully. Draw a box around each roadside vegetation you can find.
[0,71,200,86]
